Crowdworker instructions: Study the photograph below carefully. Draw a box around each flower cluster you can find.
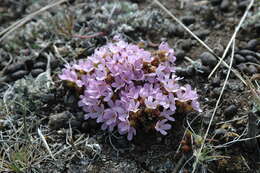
[59,37,201,140]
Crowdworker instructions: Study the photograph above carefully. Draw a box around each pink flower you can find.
[160,110,175,121]
[59,37,202,140]
[145,96,158,109]
[118,120,136,141]
[176,84,199,102]
[155,119,172,135]
[159,42,176,63]
[59,69,83,87]
[73,59,94,72]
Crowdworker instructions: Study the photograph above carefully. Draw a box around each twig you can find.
[191,40,236,173]
[37,128,55,160]
[213,132,260,148]
[208,0,255,79]
[216,115,248,125]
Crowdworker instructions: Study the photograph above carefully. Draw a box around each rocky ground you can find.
[0,0,260,172]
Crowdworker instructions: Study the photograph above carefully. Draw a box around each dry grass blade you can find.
[208,0,255,79]
[37,128,55,160]
[191,40,236,173]
[0,0,67,43]
[153,0,247,86]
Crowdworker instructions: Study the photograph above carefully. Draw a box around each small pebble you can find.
[171,25,184,37]
[33,62,46,69]
[214,128,227,137]
[248,65,258,75]
[238,49,256,57]
[236,63,247,73]
[220,0,230,12]
[199,52,218,68]
[4,63,25,75]
[234,54,246,64]
[247,39,259,51]
[10,70,28,80]
[31,68,44,77]
[181,16,196,26]
[224,105,237,119]
[181,39,192,51]
[245,55,258,63]
[194,29,210,40]
[175,49,185,62]
[48,111,73,130]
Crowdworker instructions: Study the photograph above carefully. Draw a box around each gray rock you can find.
[31,68,44,77]
[10,70,28,80]
[245,55,258,63]
[0,75,12,83]
[181,16,196,26]
[248,65,258,75]
[220,0,230,11]
[194,29,210,40]
[214,128,227,136]
[238,49,257,57]
[171,25,184,37]
[247,39,259,51]
[236,63,248,73]
[181,39,193,51]
[4,63,25,75]
[48,111,73,130]
[33,62,46,69]
[234,54,246,64]
[175,49,185,62]
[224,105,237,119]
[199,52,218,68]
